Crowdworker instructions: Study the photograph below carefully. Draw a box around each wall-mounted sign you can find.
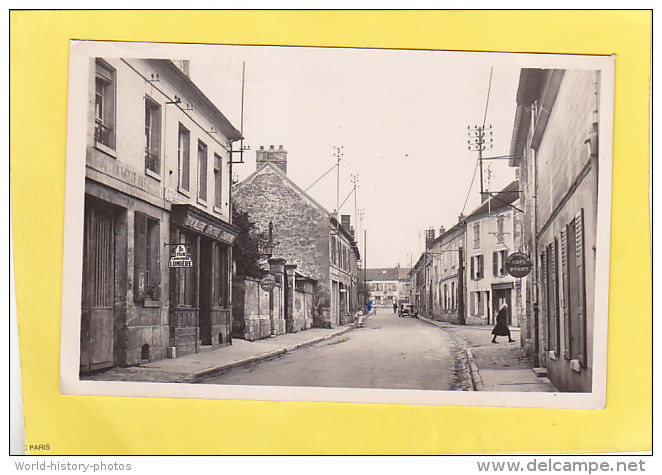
[506,252,533,278]
[260,274,277,292]
[181,215,236,244]
[169,244,193,268]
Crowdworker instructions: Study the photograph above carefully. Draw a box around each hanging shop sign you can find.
[260,274,277,292]
[505,252,533,278]
[169,244,193,268]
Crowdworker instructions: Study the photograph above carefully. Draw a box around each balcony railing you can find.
[145,148,159,174]
[94,121,113,148]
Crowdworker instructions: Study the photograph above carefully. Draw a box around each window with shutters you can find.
[546,240,560,356]
[476,255,484,280]
[94,59,116,150]
[144,97,161,175]
[134,213,160,302]
[214,153,223,209]
[499,250,508,276]
[178,124,191,192]
[197,141,208,202]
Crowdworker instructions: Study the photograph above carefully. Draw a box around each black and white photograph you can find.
[60,41,614,408]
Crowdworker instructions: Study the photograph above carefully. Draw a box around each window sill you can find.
[178,187,191,198]
[197,197,208,207]
[213,205,225,215]
[144,300,161,308]
[94,142,117,159]
[145,168,161,181]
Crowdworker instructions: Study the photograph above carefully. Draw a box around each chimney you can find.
[458,213,466,223]
[256,144,288,174]
[341,214,351,231]
[425,228,436,249]
[438,226,446,236]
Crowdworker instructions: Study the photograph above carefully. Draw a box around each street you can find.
[200,308,472,390]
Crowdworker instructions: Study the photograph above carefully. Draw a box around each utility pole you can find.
[467,124,493,202]
[333,146,344,216]
[351,173,359,225]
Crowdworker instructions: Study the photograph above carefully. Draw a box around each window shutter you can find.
[470,256,475,280]
[560,227,570,359]
[575,209,587,368]
[493,251,498,277]
[539,251,547,351]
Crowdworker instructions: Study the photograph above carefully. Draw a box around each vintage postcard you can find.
[60,40,614,408]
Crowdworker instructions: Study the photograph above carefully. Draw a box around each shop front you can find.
[168,205,238,357]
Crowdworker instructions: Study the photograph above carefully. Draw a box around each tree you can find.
[232,205,268,278]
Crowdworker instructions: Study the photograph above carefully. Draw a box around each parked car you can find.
[398,302,417,318]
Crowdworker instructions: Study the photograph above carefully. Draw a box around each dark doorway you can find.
[199,238,213,345]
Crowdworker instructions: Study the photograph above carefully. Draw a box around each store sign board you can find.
[169,244,193,268]
[505,252,533,278]
[260,274,277,292]
[181,215,236,244]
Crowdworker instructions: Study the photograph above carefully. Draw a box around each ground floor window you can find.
[134,212,160,302]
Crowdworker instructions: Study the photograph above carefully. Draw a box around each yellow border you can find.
[10,10,651,454]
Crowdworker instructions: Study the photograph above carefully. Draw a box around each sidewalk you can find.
[417,316,557,392]
[82,322,359,384]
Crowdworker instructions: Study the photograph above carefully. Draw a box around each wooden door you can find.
[80,200,115,372]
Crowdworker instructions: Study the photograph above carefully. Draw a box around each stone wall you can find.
[232,276,286,341]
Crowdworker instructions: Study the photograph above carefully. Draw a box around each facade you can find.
[509,68,600,392]
[365,267,411,308]
[232,146,361,331]
[427,224,466,324]
[80,58,241,372]
[464,181,526,327]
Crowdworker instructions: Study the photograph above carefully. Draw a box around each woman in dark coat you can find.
[491,303,515,343]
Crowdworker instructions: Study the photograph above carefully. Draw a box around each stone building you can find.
[80,57,240,372]
[463,181,525,327]
[509,68,600,392]
[233,146,361,331]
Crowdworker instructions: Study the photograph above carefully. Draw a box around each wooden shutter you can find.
[560,227,570,359]
[552,239,560,355]
[493,251,498,277]
[575,209,587,368]
[470,256,475,280]
[539,251,547,351]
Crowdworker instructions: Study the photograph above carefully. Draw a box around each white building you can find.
[464,181,526,326]
[81,57,241,371]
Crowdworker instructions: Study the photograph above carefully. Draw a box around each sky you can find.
[188,45,521,268]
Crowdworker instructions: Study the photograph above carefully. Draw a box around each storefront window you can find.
[134,213,160,301]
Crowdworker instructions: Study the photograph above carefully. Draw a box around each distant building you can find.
[233,146,361,332]
[509,68,600,392]
[365,267,411,307]
[81,58,241,371]
[427,224,466,324]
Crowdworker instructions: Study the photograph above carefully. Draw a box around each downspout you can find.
[531,100,541,367]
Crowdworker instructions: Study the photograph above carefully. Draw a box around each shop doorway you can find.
[492,288,513,325]
[80,198,120,372]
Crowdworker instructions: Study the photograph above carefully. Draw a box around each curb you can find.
[416,315,483,391]
[465,348,484,391]
[185,322,359,383]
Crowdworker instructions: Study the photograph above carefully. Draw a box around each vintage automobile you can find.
[398,302,417,318]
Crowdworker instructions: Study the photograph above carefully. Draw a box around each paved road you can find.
[200,309,471,390]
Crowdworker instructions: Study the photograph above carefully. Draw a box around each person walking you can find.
[393,302,398,313]
[491,302,515,343]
